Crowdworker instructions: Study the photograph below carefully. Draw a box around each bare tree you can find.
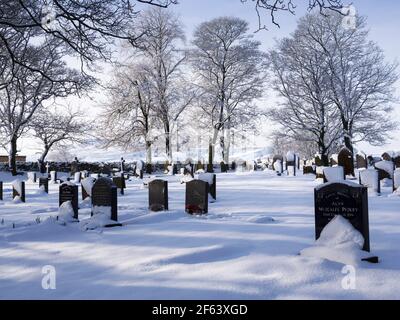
[32,107,90,173]
[100,62,156,163]
[191,16,268,164]
[301,12,398,157]
[268,23,342,166]
[0,0,179,83]
[129,7,195,160]
[0,39,91,175]
[240,0,344,30]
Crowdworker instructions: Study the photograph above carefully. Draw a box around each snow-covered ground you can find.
[0,170,399,299]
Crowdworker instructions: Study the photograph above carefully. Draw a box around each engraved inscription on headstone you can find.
[92,178,118,222]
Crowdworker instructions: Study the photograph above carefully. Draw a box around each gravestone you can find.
[314,155,323,167]
[314,182,370,251]
[146,163,152,174]
[120,157,125,173]
[272,155,284,174]
[73,172,81,183]
[356,154,368,169]
[59,183,79,219]
[338,148,354,176]
[39,177,49,193]
[112,175,126,195]
[220,161,227,173]
[71,157,79,175]
[148,179,168,211]
[323,166,344,183]
[50,171,57,183]
[359,169,380,194]
[381,152,392,161]
[231,161,236,171]
[91,178,118,222]
[12,181,25,202]
[0,181,3,201]
[185,180,208,215]
[286,153,296,176]
[303,166,315,175]
[81,177,95,200]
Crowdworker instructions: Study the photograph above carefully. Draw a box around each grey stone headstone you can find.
[91,178,118,222]
[149,179,168,211]
[314,182,369,251]
[39,177,49,193]
[59,183,79,219]
[185,180,208,215]
[112,176,126,195]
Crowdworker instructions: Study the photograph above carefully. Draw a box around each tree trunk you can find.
[9,136,18,176]
[223,127,231,164]
[146,141,152,164]
[164,121,172,161]
[38,146,50,174]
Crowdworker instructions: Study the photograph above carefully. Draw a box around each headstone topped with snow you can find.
[381,152,393,161]
[323,166,344,183]
[39,177,49,193]
[374,160,394,180]
[359,169,380,194]
[50,171,57,183]
[338,147,354,176]
[286,151,296,176]
[91,178,118,222]
[81,177,95,200]
[73,172,81,184]
[272,155,284,174]
[314,181,370,251]
[356,154,367,169]
[148,179,168,212]
[112,175,126,195]
[199,172,216,200]
[59,182,79,219]
[394,156,400,169]
[12,180,25,202]
[185,180,208,215]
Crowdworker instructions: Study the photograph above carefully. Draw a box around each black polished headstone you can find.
[92,178,118,222]
[112,176,126,195]
[314,182,369,251]
[185,180,208,215]
[149,179,168,211]
[59,183,79,219]
[0,181,3,201]
[39,177,49,193]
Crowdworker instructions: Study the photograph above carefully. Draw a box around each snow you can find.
[301,216,373,266]
[58,201,78,223]
[27,172,36,182]
[395,169,400,190]
[273,160,282,172]
[323,166,344,182]
[1,170,400,299]
[73,172,81,183]
[81,177,95,197]
[375,160,394,177]
[198,172,214,185]
[359,169,379,194]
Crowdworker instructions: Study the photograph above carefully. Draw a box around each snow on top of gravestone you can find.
[375,160,394,175]
[198,173,214,185]
[11,179,23,194]
[323,166,344,182]
[286,151,295,162]
[360,169,379,190]
[81,177,95,197]
[331,154,338,162]
[315,179,361,191]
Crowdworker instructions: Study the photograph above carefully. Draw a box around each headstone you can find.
[356,154,368,169]
[148,179,168,211]
[112,175,126,195]
[231,161,236,171]
[27,172,37,183]
[314,155,323,167]
[146,163,152,174]
[359,169,380,194]
[59,183,79,219]
[120,157,125,173]
[91,178,118,222]
[73,172,81,183]
[323,166,344,183]
[338,148,354,176]
[381,152,392,161]
[220,161,227,173]
[185,180,208,215]
[272,155,284,174]
[71,157,79,175]
[50,171,57,183]
[81,177,95,200]
[286,152,296,176]
[39,177,49,193]
[0,181,3,201]
[303,166,315,175]
[12,181,25,202]
[173,163,178,175]
[393,169,400,192]
[314,182,370,251]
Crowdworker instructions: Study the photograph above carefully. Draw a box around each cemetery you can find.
[0,0,400,302]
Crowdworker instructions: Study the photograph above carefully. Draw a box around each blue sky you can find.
[167,0,400,154]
